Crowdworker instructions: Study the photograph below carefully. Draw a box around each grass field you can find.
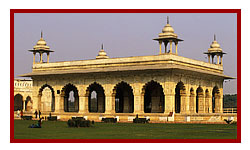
[14,120,237,139]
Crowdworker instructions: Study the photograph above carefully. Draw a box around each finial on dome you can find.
[41,30,43,38]
[214,34,216,41]
[96,44,109,59]
[167,16,169,24]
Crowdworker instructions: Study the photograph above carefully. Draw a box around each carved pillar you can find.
[189,94,195,113]
[164,93,175,114]
[105,93,115,114]
[134,87,144,114]
[47,53,50,63]
[175,42,178,55]
[159,41,162,55]
[32,94,39,112]
[215,94,223,113]
[220,56,223,65]
[54,94,60,113]
[79,96,88,113]
[23,100,26,112]
[38,93,42,111]
[180,93,187,113]
[217,55,220,64]
[33,52,36,64]
[205,95,211,113]
[40,52,43,63]
[198,93,205,113]
[169,40,173,54]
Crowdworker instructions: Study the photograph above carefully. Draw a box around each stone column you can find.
[23,100,26,112]
[180,93,187,113]
[164,42,167,53]
[198,94,205,113]
[79,95,88,113]
[164,94,175,114]
[159,41,162,54]
[47,53,50,63]
[208,95,213,113]
[185,94,190,114]
[105,93,115,114]
[134,92,144,114]
[38,94,42,111]
[215,94,223,113]
[212,56,214,64]
[40,52,43,63]
[33,52,36,64]
[169,40,173,54]
[189,94,195,113]
[217,55,220,64]
[205,96,211,113]
[220,56,223,65]
[54,95,59,112]
[32,95,39,112]
[175,42,178,55]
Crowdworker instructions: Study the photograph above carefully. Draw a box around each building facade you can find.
[18,18,235,122]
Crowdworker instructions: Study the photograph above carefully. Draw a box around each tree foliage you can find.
[223,94,237,108]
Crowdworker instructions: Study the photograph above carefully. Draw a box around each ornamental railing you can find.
[223,108,237,114]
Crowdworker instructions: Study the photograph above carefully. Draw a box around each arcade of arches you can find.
[29,78,223,118]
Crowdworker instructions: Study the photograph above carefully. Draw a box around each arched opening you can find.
[39,84,55,112]
[175,81,185,113]
[205,89,210,113]
[62,83,79,112]
[189,88,195,113]
[196,86,203,113]
[25,96,32,111]
[14,94,23,111]
[87,82,105,113]
[212,86,220,113]
[143,80,164,113]
[113,82,134,113]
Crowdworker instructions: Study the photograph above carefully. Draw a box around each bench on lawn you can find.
[22,116,32,120]
[47,116,57,121]
[101,118,117,123]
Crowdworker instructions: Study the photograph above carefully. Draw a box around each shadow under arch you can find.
[212,86,220,113]
[25,96,32,111]
[39,84,55,112]
[113,81,134,113]
[86,82,105,113]
[14,94,23,111]
[61,83,79,112]
[175,81,186,113]
[196,86,204,113]
[142,80,165,113]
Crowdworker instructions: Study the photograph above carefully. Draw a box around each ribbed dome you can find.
[158,17,178,38]
[36,38,47,46]
[208,35,222,52]
[162,24,174,33]
[33,32,51,51]
[210,41,221,48]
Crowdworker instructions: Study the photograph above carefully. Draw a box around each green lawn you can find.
[14,120,237,139]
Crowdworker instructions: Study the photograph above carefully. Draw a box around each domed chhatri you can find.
[160,16,177,38]
[204,35,226,65]
[96,44,109,59]
[153,16,183,55]
[28,31,54,64]
[208,35,222,52]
